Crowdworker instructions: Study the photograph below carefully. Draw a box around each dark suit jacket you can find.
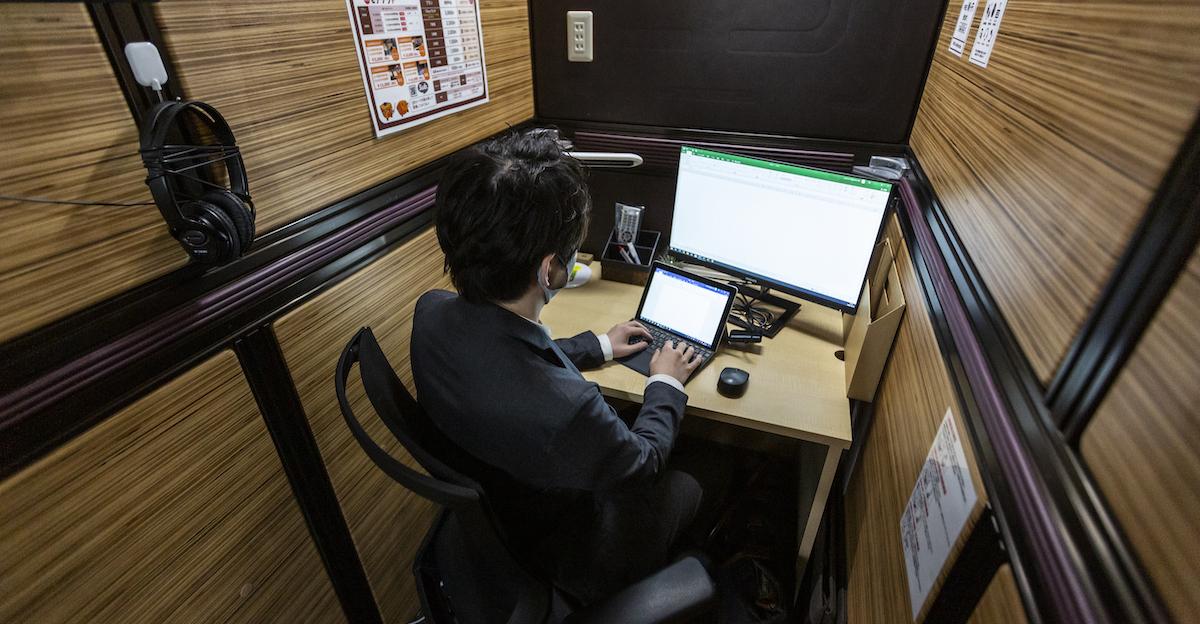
[409,290,688,560]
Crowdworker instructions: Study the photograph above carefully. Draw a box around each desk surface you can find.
[541,271,853,450]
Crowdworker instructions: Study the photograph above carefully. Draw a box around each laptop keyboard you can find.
[636,325,713,364]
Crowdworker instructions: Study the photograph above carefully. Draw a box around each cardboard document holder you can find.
[842,239,906,402]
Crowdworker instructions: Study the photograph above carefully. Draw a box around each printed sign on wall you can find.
[345,0,489,137]
[900,409,980,620]
[949,0,979,57]
[969,0,1009,68]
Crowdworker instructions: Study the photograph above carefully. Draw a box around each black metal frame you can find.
[235,327,383,624]
[1047,114,1200,446]
[923,506,1007,624]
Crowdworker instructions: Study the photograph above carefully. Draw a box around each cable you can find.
[0,194,155,207]
[722,277,777,331]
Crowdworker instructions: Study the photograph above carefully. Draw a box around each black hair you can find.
[435,129,590,304]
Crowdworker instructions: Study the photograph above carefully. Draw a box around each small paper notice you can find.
[900,409,979,620]
[948,0,979,57]
[969,0,1009,68]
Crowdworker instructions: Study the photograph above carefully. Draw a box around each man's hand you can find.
[606,321,653,358]
[649,339,701,384]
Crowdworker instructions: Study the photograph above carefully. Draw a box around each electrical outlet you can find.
[567,11,593,62]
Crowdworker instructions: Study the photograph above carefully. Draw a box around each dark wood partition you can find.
[155,0,534,232]
[0,2,535,621]
[0,0,533,344]
[0,351,343,623]
[0,3,186,344]
[274,228,449,622]
[530,0,947,143]
[845,214,1016,623]
[909,0,1200,385]
[1079,248,1200,621]
[903,2,1200,622]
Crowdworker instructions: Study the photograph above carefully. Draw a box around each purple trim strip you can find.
[898,178,1094,623]
[0,187,437,427]
[572,132,855,168]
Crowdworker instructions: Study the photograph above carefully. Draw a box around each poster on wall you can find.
[345,0,489,137]
[900,409,979,620]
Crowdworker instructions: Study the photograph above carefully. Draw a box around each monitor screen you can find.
[669,146,894,314]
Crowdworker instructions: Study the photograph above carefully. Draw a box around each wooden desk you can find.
[540,271,853,576]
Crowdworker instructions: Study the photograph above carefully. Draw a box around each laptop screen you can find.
[638,266,733,349]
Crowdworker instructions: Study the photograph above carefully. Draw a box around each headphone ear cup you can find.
[181,198,241,264]
[201,189,255,250]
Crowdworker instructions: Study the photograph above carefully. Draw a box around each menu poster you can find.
[900,409,979,621]
[346,0,489,137]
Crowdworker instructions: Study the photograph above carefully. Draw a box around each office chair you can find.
[335,327,717,624]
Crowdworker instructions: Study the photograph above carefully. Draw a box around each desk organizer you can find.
[600,229,659,286]
[842,239,907,402]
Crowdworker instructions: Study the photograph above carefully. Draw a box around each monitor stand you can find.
[727,285,801,339]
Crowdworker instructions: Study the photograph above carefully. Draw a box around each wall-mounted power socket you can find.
[567,11,593,62]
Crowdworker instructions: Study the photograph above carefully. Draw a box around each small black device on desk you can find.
[616,263,738,384]
[717,367,750,398]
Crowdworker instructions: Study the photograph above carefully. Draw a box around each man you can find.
[410,129,702,604]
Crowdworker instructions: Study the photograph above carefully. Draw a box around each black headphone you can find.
[139,100,255,265]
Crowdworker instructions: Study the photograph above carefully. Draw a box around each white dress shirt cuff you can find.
[596,333,614,361]
[647,373,685,395]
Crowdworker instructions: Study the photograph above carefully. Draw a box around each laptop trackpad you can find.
[616,347,705,385]
[616,348,653,377]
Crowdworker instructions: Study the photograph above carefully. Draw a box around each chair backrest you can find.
[334,327,550,623]
[335,327,477,507]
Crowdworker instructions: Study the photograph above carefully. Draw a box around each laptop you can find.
[616,262,738,384]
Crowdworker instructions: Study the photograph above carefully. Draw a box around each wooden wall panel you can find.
[910,1,1200,384]
[0,4,187,344]
[0,351,344,623]
[156,0,535,233]
[966,565,1028,624]
[275,227,451,623]
[845,214,990,623]
[1080,247,1200,621]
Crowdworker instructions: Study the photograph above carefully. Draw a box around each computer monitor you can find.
[669,146,894,315]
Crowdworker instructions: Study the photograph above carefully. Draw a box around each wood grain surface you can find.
[0,351,344,623]
[0,4,188,344]
[540,270,852,448]
[155,0,535,233]
[910,0,1200,385]
[967,565,1028,624]
[1080,247,1200,622]
[845,214,993,623]
[275,227,451,623]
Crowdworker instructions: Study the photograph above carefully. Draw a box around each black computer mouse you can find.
[717,367,749,398]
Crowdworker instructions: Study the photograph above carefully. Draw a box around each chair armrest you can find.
[563,556,716,624]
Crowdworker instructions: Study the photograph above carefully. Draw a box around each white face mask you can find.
[538,251,577,304]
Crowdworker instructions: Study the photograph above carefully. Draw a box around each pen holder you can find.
[601,229,659,286]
